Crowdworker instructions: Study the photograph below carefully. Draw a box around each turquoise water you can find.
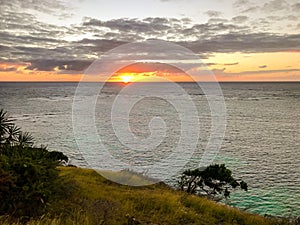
[231,187,300,216]
[215,155,300,216]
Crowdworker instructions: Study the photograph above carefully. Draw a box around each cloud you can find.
[206,62,239,66]
[262,0,289,12]
[208,18,229,24]
[216,68,300,76]
[1,9,300,74]
[235,0,291,15]
[0,67,16,72]
[212,68,226,73]
[0,0,71,16]
[180,33,300,53]
[82,17,172,34]
[0,62,29,72]
[267,15,298,21]
[25,60,93,72]
[233,0,260,14]
[232,16,248,23]
[204,10,222,18]
[116,62,184,74]
[292,3,300,11]
[224,62,239,66]
[77,39,127,52]
[2,29,299,73]
[247,68,300,74]
[259,65,267,68]
[233,0,251,8]
[0,10,71,54]
[241,6,260,13]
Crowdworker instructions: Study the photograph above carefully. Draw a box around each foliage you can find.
[178,164,248,201]
[0,167,296,225]
[0,109,34,147]
[0,109,69,219]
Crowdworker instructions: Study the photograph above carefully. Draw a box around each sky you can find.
[0,0,299,82]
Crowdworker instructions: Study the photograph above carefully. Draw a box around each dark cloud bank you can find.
[0,0,299,72]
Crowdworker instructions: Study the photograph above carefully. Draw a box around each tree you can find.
[178,164,248,202]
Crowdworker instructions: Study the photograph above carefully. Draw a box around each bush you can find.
[0,109,69,219]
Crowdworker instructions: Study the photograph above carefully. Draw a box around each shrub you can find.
[0,109,69,219]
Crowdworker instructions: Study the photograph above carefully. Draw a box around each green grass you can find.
[1,167,298,225]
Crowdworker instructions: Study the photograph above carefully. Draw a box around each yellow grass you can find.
[0,167,295,225]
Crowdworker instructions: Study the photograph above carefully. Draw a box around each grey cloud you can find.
[241,6,260,13]
[1,11,300,73]
[285,15,298,21]
[208,18,229,24]
[204,10,222,18]
[181,18,192,24]
[233,0,260,14]
[144,17,170,24]
[232,16,248,23]
[180,33,300,53]
[267,15,298,21]
[0,0,70,16]
[77,39,127,52]
[181,23,247,37]
[262,0,289,12]
[292,3,300,11]
[160,0,181,2]
[233,0,251,8]
[0,45,14,51]
[1,32,66,46]
[82,18,171,34]
[0,11,71,49]
[236,0,290,14]
[25,60,93,72]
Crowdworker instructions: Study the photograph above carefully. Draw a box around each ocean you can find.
[0,82,299,217]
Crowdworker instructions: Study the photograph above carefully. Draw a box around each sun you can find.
[120,75,134,84]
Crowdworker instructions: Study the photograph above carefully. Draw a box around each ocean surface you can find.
[0,82,299,217]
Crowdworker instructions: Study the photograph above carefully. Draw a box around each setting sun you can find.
[120,75,134,84]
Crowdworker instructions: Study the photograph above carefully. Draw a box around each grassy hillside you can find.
[0,167,296,225]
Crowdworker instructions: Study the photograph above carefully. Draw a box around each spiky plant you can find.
[16,131,34,147]
[0,109,14,143]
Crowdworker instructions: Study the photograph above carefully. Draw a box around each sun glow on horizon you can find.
[120,75,134,84]
[1,52,299,82]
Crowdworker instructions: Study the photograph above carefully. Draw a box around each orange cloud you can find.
[0,62,30,72]
[110,62,194,82]
[1,51,299,82]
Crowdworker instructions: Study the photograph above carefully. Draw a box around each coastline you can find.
[8,165,296,225]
